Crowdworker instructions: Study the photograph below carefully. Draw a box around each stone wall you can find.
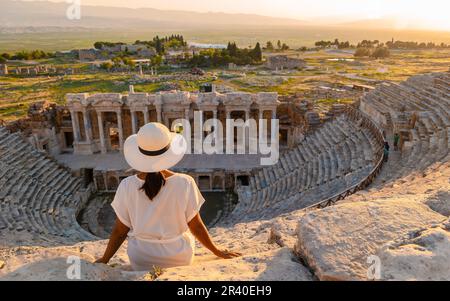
[266,55,306,70]
[65,90,281,155]
[0,64,8,75]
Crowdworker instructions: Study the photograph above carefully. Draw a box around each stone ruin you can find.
[0,64,8,75]
[63,90,281,155]
[4,90,318,195]
[265,55,306,70]
[9,65,73,76]
[0,72,449,280]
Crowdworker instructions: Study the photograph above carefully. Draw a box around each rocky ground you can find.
[0,130,449,281]
[1,159,448,281]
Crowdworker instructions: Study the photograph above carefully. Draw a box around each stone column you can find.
[271,108,278,146]
[194,110,204,154]
[245,110,250,121]
[225,110,232,153]
[258,109,264,121]
[117,111,124,151]
[156,106,162,123]
[131,111,138,134]
[213,109,218,142]
[70,110,81,143]
[103,173,108,192]
[245,110,250,152]
[97,111,107,154]
[143,110,149,124]
[82,110,93,143]
[257,109,264,138]
[185,109,190,121]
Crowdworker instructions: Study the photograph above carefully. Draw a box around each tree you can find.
[315,40,332,48]
[354,48,372,57]
[189,41,263,67]
[281,43,290,51]
[112,57,122,66]
[251,42,263,62]
[154,36,164,54]
[266,41,274,51]
[0,56,5,64]
[100,62,113,70]
[122,57,136,68]
[94,42,103,50]
[151,55,163,67]
[227,42,238,57]
[370,47,390,59]
[338,41,350,49]
[277,40,282,50]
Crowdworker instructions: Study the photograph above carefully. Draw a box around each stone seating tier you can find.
[0,127,94,244]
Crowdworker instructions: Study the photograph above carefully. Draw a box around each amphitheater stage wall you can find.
[55,153,263,193]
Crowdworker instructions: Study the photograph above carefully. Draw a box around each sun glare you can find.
[25,0,450,31]
[387,0,450,30]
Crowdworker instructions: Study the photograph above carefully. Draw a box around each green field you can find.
[1,48,450,121]
[1,27,450,52]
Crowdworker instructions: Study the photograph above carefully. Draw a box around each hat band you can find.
[138,144,170,157]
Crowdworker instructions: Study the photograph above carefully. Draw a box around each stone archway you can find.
[107,176,119,191]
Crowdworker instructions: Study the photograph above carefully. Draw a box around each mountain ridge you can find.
[0,0,308,28]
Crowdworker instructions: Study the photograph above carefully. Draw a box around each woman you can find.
[95,123,240,271]
[384,141,390,162]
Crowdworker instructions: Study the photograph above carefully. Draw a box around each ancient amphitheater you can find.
[0,72,449,281]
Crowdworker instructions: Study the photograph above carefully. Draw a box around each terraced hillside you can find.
[0,126,95,246]
[230,108,384,223]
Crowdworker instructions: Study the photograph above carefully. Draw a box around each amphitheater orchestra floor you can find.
[55,152,264,171]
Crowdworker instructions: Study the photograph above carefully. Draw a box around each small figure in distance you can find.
[394,133,400,152]
[384,141,390,162]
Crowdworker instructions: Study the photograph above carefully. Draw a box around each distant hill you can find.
[336,17,415,30]
[0,0,307,29]
[1,0,449,53]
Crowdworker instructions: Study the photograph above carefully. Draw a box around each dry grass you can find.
[1,49,449,121]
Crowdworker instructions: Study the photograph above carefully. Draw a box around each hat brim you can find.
[124,132,187,173]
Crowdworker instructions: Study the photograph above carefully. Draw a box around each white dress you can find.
[111,173,205,271]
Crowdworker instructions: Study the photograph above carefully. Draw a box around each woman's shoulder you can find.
[168,173,195,185]
[119,175,142,188]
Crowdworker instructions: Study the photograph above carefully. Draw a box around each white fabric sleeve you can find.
[111,180,132,228]
[185,177,206,222]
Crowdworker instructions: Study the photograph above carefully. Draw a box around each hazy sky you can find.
[28,0,450,30]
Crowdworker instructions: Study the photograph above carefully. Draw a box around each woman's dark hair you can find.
[140,172,166,201]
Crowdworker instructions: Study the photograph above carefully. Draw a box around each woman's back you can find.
[111,173,205,242]
[96,123,240,271]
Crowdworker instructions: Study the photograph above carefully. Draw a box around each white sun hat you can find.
[124,123,187,173]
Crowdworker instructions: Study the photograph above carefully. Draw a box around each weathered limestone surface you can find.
[0,72,449,281]
[0,258,141,281]
[378,219,450,281]
[295,199,447,281]
[425,192,450,217]
[158,248,313,281]
[0,241,142,281]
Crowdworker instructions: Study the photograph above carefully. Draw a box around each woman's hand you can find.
[213,249,242,259]
[95,218,130,266]
[188,214,242,260]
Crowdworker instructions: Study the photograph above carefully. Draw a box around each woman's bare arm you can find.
[95,218,130,264]
[188,213,241,259]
